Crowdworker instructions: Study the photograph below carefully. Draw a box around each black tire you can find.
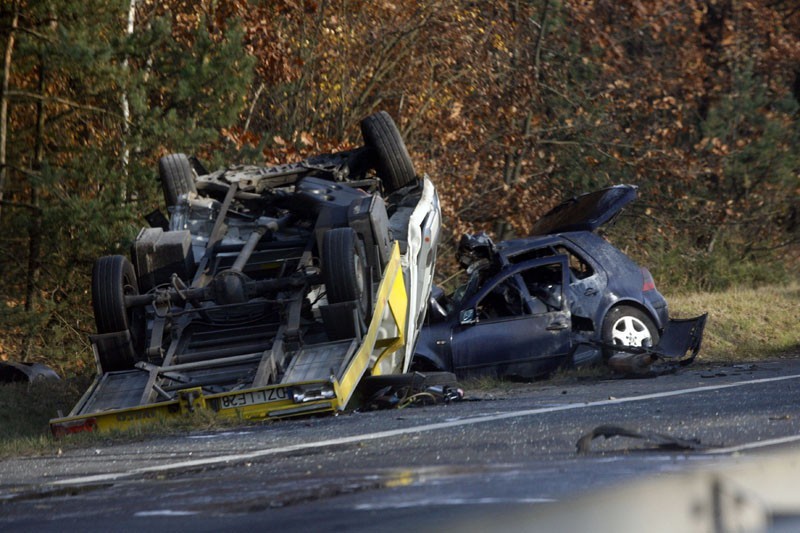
[159,153,197,207]
[322,227,369,318]
[601,305,660,360]
[360,111,416,193]
[92,255,144,371]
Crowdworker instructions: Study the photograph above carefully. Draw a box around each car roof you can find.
[530,184,637,236]
[496,233,564,259]
[495,230,618,265]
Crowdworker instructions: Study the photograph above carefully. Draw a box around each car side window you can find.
[520,262,564,313]
[475,277,526,320]
[553,245,594,281]
[507,244,593,284]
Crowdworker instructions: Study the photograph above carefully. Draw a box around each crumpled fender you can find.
[603,313,708,374]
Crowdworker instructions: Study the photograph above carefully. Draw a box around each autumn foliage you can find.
[0,0,798,371]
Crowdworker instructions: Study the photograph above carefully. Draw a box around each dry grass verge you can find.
[667,282,800,362]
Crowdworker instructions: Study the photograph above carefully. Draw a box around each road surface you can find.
[2,358,800,531]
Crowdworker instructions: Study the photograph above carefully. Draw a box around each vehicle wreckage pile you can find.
[413,185,707,380]
[50,111,705,434]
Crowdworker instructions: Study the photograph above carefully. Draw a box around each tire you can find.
[360,111,416,193]
[322,227,369,318]
[601,305,660,360]
[92,255,144,371]
[159,153,197,207]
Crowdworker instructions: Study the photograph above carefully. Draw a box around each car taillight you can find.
[641,267,656,292]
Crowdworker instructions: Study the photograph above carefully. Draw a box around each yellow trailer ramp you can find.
[51,245,408,436]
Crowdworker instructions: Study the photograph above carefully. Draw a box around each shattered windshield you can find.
[449,260,492,311]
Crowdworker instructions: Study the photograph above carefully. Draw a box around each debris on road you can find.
[576,424,706,454]
[357,371,464,410]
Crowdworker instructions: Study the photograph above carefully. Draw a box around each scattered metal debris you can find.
[576,424,706,454]
[358,371,464,410]
[0,361,61,383]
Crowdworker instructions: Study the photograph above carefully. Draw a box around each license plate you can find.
[218,387,289,409]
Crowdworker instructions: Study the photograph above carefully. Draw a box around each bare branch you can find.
[6,90,121,118]
[0,199,42,212]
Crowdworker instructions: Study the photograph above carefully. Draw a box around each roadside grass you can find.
[666,282,800,362]
[0,377,91,458]
[0,377,251,459]
[1,283,798,455]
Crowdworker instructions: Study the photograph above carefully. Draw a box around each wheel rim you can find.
[610,316,653,347]
[123,275,145,352]
[353,252,365,302]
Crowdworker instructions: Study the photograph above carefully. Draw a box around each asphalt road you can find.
[2,358,800,532]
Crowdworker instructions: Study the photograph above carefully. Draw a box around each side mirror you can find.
[459,308,477,325]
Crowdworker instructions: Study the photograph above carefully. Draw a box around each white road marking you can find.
[49,373,800,487]
[706,434,800,455]
[134,510,199,517]
[353,497,556,510]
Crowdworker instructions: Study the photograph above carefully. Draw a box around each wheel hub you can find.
[611,316,653,347]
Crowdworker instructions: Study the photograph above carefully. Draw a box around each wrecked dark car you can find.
[412,184,706,379]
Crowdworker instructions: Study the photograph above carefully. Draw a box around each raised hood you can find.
[530,184,637,236]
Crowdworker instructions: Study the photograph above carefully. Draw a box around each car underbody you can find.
[51,111,442,434]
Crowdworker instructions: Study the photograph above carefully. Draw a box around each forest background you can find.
[0,0,797,376]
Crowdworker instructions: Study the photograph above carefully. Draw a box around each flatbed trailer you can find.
[51,244,409,435]
[51,111,441,436]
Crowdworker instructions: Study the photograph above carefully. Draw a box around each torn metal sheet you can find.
[605,313,708,375]
[357,371,464,410]
[576,424,707,454]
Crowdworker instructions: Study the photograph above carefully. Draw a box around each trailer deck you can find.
[51,244,409,435]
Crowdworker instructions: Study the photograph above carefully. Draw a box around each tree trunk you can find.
[121,0,137,198]
[24,59,46,312]
[22,55,46,359]
[0,0,19,221]
[532,0,551,83]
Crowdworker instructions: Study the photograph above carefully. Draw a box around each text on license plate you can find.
[219,387,289,409]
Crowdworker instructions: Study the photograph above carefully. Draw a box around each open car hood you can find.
[531,184,637,235]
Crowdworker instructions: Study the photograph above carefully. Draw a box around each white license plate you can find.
[218,387,289,409]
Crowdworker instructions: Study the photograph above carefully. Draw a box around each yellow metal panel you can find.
[51,402,178,436]
[387,265,409,334]
[371,264,409,376]
[51,243,411,435]
[51,382,338,435]
[335,243,407,404]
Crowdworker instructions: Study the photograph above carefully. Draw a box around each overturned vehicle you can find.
[51,111,441,435]
[412,185,706,380]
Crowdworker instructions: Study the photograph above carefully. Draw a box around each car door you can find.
[449,257,572,379]
[552,243,607,321]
